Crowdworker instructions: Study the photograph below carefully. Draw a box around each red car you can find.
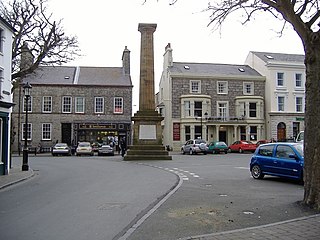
[228,140,257,153]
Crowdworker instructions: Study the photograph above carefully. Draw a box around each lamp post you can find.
[195,112,208,139]
[22,82,32,171]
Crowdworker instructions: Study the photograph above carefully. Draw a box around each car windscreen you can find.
[293,144,304,156]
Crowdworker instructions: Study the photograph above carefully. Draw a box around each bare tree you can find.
[0,0,80,81]
[156,0,320,210]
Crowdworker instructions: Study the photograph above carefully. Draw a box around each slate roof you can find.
[251,51,305,63]
[170,62,262,77]
[22,66,132,86]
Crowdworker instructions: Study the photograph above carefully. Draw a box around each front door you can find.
[61,123,72,146]
[219,130,227,143]
[277,122,286,141]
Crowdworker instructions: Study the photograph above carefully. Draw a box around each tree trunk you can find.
[303,33,320,210]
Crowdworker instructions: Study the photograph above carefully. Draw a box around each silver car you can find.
[98,144,114,156]
[76,142,94,156]
[181,139,208,155]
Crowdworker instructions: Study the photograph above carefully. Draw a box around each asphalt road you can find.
[0,155,177,240]
[1,153,317,240]
[126,152,316,240]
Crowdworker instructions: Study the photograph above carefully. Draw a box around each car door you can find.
[256,145,275,173]
[274,145,302,178]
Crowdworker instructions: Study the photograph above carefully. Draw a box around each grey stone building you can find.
[157,44,266,150]
[12,47,133,153]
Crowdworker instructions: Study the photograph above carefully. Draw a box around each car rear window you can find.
[195,140,205,144]
[258,145,274,156]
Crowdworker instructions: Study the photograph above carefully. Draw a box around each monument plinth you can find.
[124,23,172,161]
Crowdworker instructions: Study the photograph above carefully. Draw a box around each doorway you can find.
[219,130,227,143]
[61,123,72,146]
[277,122,286,141]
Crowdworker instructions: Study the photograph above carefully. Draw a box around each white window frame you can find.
[277,72,284,87]
[114,97,123,114]
[75,97,85,113]
[278,96,285,111]
[190,80,201,93]
[0,28,3,53]
[22,123,32,140]
[42,96,52,113]
[62,96,72,113]
[23,96,32,113]
[184,101,191,117]
[42,123,52,140]
[296,96,303,112]
[243,82,254,95]
[249,102,257,118]
[217,101,229,120]
[295,73,303,88]
[95,97,104,113]
[217,81,228,94]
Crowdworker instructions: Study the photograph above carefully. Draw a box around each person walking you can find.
[120,137,127,157]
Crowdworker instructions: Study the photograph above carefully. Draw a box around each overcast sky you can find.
[48,0,304,111]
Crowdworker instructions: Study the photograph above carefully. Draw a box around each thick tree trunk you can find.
[303,33,320,210]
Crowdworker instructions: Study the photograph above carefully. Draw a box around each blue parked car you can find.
[250,143,304,181]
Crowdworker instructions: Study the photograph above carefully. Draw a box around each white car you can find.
[98,144,114,156]
[181,139,208,155]
[76,142,94,156]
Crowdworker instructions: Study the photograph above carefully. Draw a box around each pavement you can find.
[1,157,320,240]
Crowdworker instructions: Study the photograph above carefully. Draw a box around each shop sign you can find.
[173,123,180,141]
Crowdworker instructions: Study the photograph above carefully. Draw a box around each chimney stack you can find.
[122,46,130,75]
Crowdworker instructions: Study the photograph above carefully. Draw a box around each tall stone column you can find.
[139,23,156,111]
[124,23,171,161]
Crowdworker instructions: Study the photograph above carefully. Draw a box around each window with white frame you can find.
[296,97,303,112]
[75,97,85,113]
[23,96,32,112]
[95,97,104,113]
[217,102,228,119]
[42,123,52,140]
[239,102,246,117]
[217,81,228,94]
[42,96,52,113]
[295,73,303,87]
[243,82,254,95]
[277,72,284,86]
[184,101,191,117]
[249,102,257,117]
[190,80,201,93]
[0,28,3,53]
[114,97,123,113]
[194,101,202,117]
[0,69,3,98]
[22,123,32,140]
[278,96,285,111]
[62,96,72,113]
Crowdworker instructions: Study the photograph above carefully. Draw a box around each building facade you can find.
[158,44,266,150]
[0,16,15,175]
[12,47,133,153]
[245,52,305,141]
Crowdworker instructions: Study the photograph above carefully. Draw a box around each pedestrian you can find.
[120,137,127,157]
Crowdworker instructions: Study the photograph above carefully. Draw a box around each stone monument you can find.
[124,23,172,160]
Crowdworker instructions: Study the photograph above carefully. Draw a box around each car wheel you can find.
[239,148,243,153]
[181,148,185,155]
[224,151,228,154]
[189,149,193,155]
[251,165,264,179]
[228,148,232,153]
[203,151,207,155]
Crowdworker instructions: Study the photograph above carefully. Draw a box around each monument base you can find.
[123,145,172,161]
[124,110,172,161]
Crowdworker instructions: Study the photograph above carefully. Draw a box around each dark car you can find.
[52,143,71,156]
[181,139,208,155]
[228,140,257,153]
[250,142,304,181]
[207,141,228,154]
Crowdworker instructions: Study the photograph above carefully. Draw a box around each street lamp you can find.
[22,82,32,171]
[195,111,208,139]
